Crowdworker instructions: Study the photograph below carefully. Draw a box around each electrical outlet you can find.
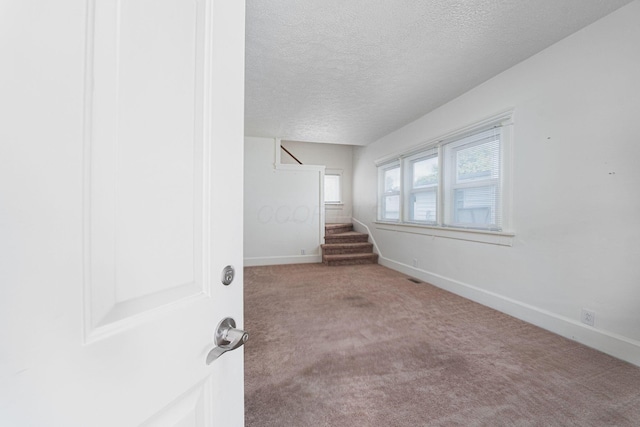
[581,309,595,327]
[412,258,417,267]
[301,249,305,255]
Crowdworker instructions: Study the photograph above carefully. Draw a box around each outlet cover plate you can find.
[581,308,595,326]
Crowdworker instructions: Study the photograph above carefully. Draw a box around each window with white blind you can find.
[404,150,438,224]
[376,114,512,234]
[443,128,501,230]
[324,173,342,204]
[378,161,401,221]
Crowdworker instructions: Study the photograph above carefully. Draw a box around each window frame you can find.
[442,128,502,231]
[377,160,401,222]
[403,149,438,225]
[323,171,343,205]
[375,111,514,244]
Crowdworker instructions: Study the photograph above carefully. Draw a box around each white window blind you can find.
[324,174,342,203]
[376,113,511,233]
[443,128,501,230]
[404,149,438,224]
[378,162,401,221]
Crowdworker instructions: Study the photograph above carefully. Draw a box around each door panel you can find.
[86,0,207,340]
[140,378,211,426]
[0,0,246,425]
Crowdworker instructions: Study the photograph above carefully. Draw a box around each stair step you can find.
[325,223,354,235]
[321,242,373,255]
[324,232,369,244]
[323,253,379,266]
[322,223,378,266]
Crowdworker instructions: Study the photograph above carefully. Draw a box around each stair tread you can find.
[326,231,367,237]
[323,253,377,260]
[322,225,377,265]
[321,242,372,248]
[324,223,355,235]
[322,252,379,266]
[324,232,370,244]
[325,223,353,229]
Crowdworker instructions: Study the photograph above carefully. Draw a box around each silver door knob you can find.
[206,317,248,365]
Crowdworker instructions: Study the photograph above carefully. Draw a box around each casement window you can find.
[376,114,512,234]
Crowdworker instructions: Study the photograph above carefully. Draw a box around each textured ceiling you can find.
[245,0,633,145]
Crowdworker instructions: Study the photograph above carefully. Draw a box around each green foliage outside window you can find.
[456,142,497,181]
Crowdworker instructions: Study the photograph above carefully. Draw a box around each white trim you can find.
[244,254,322,266]
[324,169,343,204]
[378,160,401,222]
[274,137,282,165]
[403,150,438,224]
[325,203,345,211]
[275,163,326,172]
[375,221,514,246]
[374,109,514,166]
[379,257,640,368]
[374,111,514,234]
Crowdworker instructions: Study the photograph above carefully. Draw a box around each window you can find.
[378,161,400,221]
[376,115,511,233]
[444,128,501,230]
[324,173,342,204]
[404,150,438,224]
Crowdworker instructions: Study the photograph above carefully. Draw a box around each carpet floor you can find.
[244,263,640,426]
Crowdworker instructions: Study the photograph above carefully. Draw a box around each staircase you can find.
[321,223,378,266]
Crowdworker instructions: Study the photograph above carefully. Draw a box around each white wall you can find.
[281,140,354,223]
[244,137,324,265]
[352,1,640,366]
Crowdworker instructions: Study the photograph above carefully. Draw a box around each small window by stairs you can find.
[321,223,378,266]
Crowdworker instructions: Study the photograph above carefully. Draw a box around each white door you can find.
[0,0,246,425]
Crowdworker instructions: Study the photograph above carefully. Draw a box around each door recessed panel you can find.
[140,379,211,427]
[84,0,208,341]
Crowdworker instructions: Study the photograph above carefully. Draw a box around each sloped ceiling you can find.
[245,0,633,145]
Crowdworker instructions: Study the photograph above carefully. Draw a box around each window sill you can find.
[374,221,515,246]
[325,203,344,210]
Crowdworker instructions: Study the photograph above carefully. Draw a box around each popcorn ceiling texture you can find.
[245,0,632,145]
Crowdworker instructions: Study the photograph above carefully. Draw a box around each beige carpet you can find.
[244,263,640,426]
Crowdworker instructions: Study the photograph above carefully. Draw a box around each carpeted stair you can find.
[322,223,378,266]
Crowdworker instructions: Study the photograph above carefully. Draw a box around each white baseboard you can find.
[379,257,640,368]
[244,254,322,267]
